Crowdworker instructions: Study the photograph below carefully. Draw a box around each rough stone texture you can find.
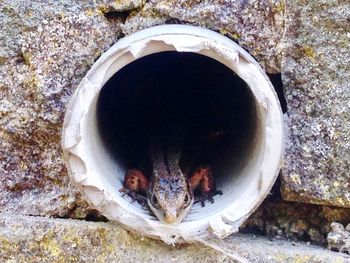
[242,193,350,245]
[0,0,123,218]
[0,0,129,61]
[0,214,349,263]
[280,1,350,207]
[99,0,143,12]
[0,214,226,262]
[122,0,286,73]
[327,222,350,254]
[121,0,350,209]
[1,0,350,256]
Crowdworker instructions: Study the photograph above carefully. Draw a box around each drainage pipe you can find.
[61,25,284,244]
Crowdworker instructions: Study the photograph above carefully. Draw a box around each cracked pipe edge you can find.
[61,25,284,244]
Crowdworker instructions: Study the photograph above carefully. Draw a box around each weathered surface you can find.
[280,1,350,207]
[99,0,143,12]
[242,191,350,245]
[327,222,350,254]
[0,0,123,217]
[0,214,349,263]
[212,234,350,263]
[122,0,286,73]
[0,0,350,254]
[0,214,232,262]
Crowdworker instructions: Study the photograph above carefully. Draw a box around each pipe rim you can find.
[61,25,284,244]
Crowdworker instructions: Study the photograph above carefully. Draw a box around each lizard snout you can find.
[164,213,178,224]
[163,206,181,224]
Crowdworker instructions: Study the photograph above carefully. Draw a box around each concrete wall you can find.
[0,0,349,260]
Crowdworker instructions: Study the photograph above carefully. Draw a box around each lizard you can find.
[119,128,223,224]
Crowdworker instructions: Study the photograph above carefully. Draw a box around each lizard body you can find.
[120,128,222,224]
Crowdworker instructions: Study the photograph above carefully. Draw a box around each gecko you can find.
[119,128,223,224]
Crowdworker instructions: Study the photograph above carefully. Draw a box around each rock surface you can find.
[243,194,350,245]
[0,214,349,263]
[327,222,350,254]
[280,1,350,207]
[122,0,350,208]
[0,0,122,217]
[1,0,350,252]
[122,0,286,73]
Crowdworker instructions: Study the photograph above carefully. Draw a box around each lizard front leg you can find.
[189,165,223,207]
[119,169,149,206]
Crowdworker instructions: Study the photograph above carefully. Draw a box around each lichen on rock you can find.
[122,0,286,73]
[242,190,350,246]
[0,0,123,218]
[0,0,350,253]
[280,0,350,208]
[0,214,349,262]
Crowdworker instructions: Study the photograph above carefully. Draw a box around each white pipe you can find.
[61,25,284,244]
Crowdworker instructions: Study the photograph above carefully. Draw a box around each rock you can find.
[0,214,225,262]
[290,220,309,238]
[308,228,326,244]
[1,0,349,250]
[0,0,123,217]
[280,1,350,207]
[122,0,286,73]
[120,6,169,34]
[346,224,350,232]
[321,206,350,224]
[1,214,349,263]
[327,222,350,254]
[98,0,143,12]
[242,198,350,245]
[122,0,350,209]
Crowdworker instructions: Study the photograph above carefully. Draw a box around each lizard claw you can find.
[194,189,223,207]
[189,165,223,207]
[119,169,149,207]
[119,187,129,197]
[119,187,148,207]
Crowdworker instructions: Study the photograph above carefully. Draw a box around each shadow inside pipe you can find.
[96,51,258,190]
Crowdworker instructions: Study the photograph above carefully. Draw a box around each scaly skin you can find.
[120,165,222,224]
[119,131,222,224]
[146,144,193,224]
[189,166,223,207]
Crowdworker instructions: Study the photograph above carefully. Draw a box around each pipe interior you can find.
[95,51,262,221]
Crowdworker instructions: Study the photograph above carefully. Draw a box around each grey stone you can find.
[327,222,350,254]
[99,0,143,12]
[0,0,123,217]
[0,214,349,263]
[122,0,286,73]
[280,1,350,207]
[0,0,349,248]
[0,0,127,61]
[0,214,225,262]
[242,199,350,245]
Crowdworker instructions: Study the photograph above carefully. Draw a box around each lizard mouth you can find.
[148,188,194,224]
[152,206,193,225]
[149,208,183,225]
[164,215,178,224]
[62,25,284,244]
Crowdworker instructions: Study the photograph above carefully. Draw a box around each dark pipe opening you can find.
[96,51,257,188]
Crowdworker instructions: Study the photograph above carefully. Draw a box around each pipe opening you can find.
[62,25,284,242]
[96,51,261,221]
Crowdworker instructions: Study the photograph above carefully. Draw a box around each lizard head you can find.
[147,170,194,224]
